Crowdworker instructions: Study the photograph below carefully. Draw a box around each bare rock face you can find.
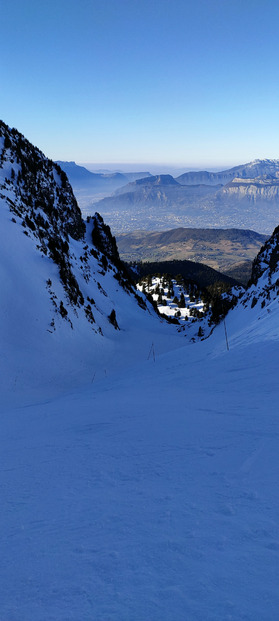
[91,212,120,263]
[218,176,279,202]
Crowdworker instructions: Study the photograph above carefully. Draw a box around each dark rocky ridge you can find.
[250,225,279,284]
[224,222,279,316]
[0,120,143,322]
[0,120,84,241]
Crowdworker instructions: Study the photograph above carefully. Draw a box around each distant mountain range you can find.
[176,159,279,185]
[55,161,151,210]
[89,159,279,234]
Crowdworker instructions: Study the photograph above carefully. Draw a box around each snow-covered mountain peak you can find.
[247,157,279,167]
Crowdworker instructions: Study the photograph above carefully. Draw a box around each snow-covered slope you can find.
[1,122,279,620]
[1,295,278,620]
[0,121,184,404]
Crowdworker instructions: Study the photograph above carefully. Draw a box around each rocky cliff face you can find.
[218,176,279,202]
[176,170,236,186]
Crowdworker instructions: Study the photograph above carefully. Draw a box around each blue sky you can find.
[2,0,279,169]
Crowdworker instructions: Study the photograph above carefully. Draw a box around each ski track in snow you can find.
[0,332,279,621]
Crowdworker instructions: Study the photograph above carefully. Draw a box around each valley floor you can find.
[1,323,279,620]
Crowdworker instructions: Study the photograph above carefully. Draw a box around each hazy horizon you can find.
[78,160,254,176]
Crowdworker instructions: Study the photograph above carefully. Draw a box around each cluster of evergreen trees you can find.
[138,273,207,321]
[137,270,239,326]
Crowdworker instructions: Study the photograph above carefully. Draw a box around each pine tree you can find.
[178,292,185,308]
